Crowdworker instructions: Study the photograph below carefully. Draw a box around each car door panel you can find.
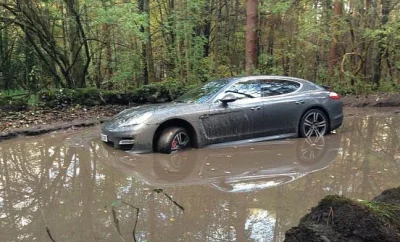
[201,99,264,143]
[261,94,306,135]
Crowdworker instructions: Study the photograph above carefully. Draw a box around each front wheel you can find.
[157,127,190,154]
[299,109,329,137]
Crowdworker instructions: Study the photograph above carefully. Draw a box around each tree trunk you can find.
[139,0,155,84]
[24,30,36,91]
[230,0,240,72]
[373,0,390,87]
[101,0,113,83]
[245,0,258,75]
[144,0,156,83]
[158,0,176,76]
[0,18,10,90]
[328,0,342,82]
[65,0,86,87]
[214,0,221,74]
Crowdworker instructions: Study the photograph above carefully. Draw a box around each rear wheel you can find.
[157,127,190,154]
[299,109,328,137]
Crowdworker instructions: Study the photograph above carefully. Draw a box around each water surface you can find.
[1,108,399,241]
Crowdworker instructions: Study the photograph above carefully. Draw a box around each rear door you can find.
[259,79,305,135]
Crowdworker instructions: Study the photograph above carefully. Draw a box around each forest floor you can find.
[0,105,126,141]
[1,93,400,141]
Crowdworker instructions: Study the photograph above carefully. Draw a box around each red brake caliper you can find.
[171,138,178,149]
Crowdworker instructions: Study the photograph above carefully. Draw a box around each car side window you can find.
[259,79,300,97]
[224,80,261,99]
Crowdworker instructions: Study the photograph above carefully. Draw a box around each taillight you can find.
[329,92,340,100]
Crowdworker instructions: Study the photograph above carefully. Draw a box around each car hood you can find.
[103,102,203,129]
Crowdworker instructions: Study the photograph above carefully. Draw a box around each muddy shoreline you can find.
[1,94,400,142]
[0,105,126,142]
[341,93,400,107]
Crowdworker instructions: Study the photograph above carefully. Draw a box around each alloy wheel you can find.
[171,132,190,151]
[302,111,327,137]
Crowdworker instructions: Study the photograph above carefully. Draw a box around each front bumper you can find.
[101,124,158,153]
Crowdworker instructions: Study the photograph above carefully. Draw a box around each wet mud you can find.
[0,105,126,141]
[341,93,400,107]
[0,109,400,241]
[285,188,400,242]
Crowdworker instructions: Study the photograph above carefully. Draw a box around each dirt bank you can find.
[285,187,400,242]
[341,93,400,107]
[0,105,126,141]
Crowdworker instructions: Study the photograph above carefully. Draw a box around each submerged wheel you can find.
[157,127,190,154]
[299,109,328,137]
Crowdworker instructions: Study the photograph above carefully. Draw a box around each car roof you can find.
[231,75,311,83]
[211,75,314,83]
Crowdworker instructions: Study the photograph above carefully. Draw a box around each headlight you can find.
[120,111,153,127]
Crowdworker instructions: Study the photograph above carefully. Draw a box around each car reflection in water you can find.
[101,134,341,192]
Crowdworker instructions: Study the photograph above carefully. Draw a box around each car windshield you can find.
[175,79,232,103]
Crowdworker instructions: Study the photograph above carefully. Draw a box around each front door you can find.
[201,80,265,143]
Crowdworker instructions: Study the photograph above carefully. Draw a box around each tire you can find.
[299,109,329,138]
[157,127,190,154]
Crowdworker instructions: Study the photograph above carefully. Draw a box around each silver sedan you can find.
[101,76,343,153]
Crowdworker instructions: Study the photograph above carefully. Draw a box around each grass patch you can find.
[358,199,400,221]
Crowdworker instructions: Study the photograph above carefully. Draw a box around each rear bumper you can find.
[101,124,158,153]
[330,113,343,131]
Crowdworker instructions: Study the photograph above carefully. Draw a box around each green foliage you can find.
[92,0,147,38]
[358,199,400,221]
[259,0,293,15]
[39,88,76,107]
[329,76,400,96]
[377,80,400,93]
[110,199,122,207]
[0,93,28,111]
[39,87,103,107]
[1,0,400,96]
[74,88,102,106]
[38,82,188,107]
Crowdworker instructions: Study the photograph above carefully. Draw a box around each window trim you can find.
[211,77,304,103]
[258,79,303,99]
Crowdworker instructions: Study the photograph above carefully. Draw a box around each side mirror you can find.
[219,93,238,105]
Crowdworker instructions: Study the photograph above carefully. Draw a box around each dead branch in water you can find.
[40,209,57,242]
[110,189,185,242]
[110,206,127,242]
[154,188,185,212]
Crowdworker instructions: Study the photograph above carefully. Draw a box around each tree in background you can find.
[246,0,258,75]
[0,0,399,95]
[328,0,343,84]
[139,0,156,84]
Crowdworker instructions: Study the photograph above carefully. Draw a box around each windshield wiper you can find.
[225,90,255,98]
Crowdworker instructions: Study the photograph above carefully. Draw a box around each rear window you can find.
[259,80,301,97]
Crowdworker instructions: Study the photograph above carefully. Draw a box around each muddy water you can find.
[1,109,400,242]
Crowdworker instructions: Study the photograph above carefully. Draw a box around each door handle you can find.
[295,100,305,105]
[250,106,261,111]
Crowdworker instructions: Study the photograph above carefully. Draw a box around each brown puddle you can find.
[1,108,400,241]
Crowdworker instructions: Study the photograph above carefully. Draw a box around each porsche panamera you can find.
[101,76,343,154]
